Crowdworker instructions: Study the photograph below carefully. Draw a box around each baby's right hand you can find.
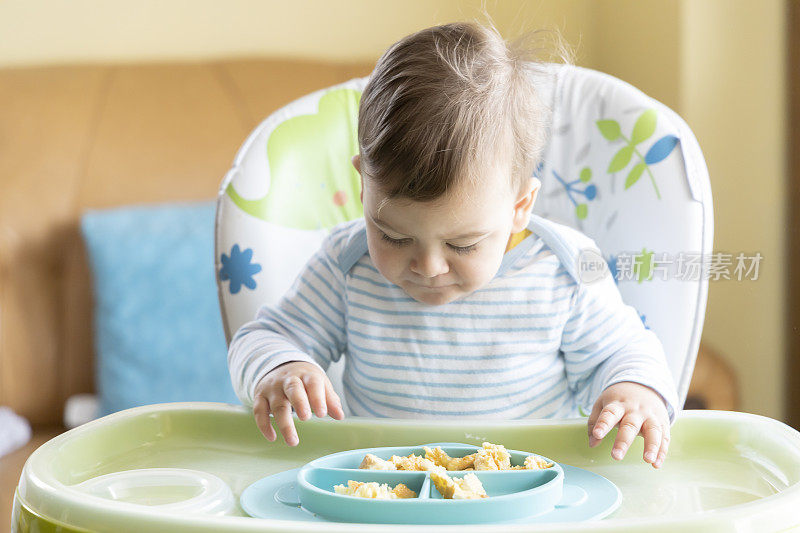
[253,361,345,446]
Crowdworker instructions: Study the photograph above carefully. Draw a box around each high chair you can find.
[215,63,712,411]
[13,65,800,532]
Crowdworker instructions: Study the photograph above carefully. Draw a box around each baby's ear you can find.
[511,177,540,233]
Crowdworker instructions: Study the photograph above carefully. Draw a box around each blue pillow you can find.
[81,201,239,416]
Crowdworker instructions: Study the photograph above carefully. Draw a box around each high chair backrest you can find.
[215,64,713,409]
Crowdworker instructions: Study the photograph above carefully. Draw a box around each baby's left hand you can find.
[587,381,670,468]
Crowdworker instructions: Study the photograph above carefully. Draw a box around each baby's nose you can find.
[410,252,449,278]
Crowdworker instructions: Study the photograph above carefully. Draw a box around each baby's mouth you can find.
[411,281,451,289]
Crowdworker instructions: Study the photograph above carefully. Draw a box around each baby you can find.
[228,22,678,469]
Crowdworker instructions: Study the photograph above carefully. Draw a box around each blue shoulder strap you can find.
[337,220,369,274]
[528,214,587,283]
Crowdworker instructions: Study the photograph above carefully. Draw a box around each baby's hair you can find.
[357,18,573,208]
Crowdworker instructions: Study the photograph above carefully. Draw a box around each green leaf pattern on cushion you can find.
[630,109,657,145]
[626,162,647,189]
[595,109,673,200]
[226,88,363,230]
[596,119,622,141]
[608,145,634,173]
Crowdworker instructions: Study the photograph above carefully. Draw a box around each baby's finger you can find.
[271,400,299,446]
[654,431,671,468]
[302,373,327,418]
[253,394,276,442]
[612,413,643,460]
[587,400,604,447]
[283,376,311,421]
[641,419,662,464]
[592,403,625,441]
[324,378,345,420]
[587,400,603,433]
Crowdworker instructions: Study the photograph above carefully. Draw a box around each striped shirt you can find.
[228,216,678,422]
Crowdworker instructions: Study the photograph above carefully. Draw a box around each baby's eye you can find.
[448,243,478,255]
[380,231,478,255]
[380,232,410,247]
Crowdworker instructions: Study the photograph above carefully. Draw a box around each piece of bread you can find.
[389,453,444,472]
[333,480,417,499]
[430,471,487,499]
[423,446,477,470]
[359,453,397,470]
[473,442,511,470]
[391,483,417,499]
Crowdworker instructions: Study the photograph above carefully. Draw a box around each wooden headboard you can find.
[0,58,373,426]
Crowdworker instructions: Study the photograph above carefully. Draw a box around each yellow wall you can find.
[0,0,592,67]
[0,0,787,421]
[593,0,681,110]
[680,0,787,421]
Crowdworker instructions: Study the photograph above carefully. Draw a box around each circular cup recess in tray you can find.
[297,443,564,525]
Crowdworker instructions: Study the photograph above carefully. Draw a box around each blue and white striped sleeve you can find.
[559,270,679,424]
[227,229,348,407]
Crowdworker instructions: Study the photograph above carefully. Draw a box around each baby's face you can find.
[355,156,539,306]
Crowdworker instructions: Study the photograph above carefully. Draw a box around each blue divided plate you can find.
[241,443,621,525]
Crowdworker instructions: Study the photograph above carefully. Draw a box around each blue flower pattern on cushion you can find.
[220,244,262,294]
[552,168,597,220]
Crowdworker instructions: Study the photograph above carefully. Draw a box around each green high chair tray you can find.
[12,402,800,532]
